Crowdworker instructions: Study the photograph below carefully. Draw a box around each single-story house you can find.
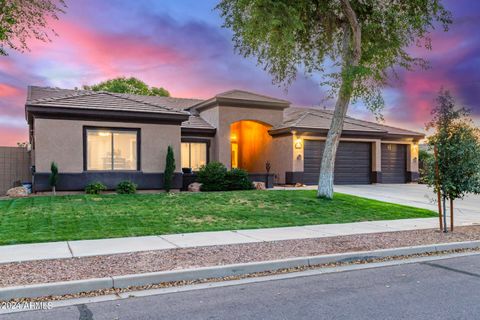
[25,86,424,191]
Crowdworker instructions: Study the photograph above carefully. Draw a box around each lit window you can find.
[86,128,139,171]
[181,142,207,171]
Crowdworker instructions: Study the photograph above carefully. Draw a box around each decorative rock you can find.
[188,182,202,192]
[6,186,29,198]
[253,181,266,190]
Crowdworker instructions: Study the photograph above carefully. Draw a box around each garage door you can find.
[381,144,407,183]
[304,140,372,185]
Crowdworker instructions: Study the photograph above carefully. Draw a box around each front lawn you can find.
[0,190,436,245]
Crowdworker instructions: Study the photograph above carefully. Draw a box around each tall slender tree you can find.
[217,0,452,198]
[164,146,176,192]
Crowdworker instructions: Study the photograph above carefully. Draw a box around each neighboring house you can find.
[25,86,423,191]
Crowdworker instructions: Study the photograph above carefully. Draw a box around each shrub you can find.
[164,145,176,192]
[225,168,254,190]
[197,162,227,191]
[116,181,137,194]
[85,182,107,195]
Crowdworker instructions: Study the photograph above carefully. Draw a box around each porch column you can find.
[371,140,382,183]
[407,142,419,182]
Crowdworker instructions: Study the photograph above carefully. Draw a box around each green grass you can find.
[0,190,436,245]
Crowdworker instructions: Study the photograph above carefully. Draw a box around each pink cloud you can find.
[29,20,188,80]
[0,84,20,97]
[0,127,27,146]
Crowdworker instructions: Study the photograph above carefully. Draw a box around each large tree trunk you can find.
[316,66,352,198]
[317,0,361,199]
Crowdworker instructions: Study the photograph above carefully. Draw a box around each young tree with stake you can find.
[217,0,452,198]
[423,90,480,232]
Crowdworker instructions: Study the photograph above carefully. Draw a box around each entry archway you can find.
[230,120,272,172]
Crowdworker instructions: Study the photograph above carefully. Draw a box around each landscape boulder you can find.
[253,181,266,190]
[6,186,29,198]
[188,182,203,192]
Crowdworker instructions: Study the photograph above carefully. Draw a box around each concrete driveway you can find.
[335,184,480,225]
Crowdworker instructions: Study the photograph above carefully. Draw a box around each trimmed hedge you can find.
[198,162,228,191]
[198,162,253,191]
[225,168,254,190]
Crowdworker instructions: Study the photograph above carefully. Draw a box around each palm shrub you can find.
[116,181,137,194]
[49,162,59,195]
[164,146,176,192]
[197,162,227,191]
[225,168,254,190]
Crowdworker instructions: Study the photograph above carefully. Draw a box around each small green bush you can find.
[85,182,107,195]
[116,181,137,194]
[225,168,254,190]
[198,162,227,191]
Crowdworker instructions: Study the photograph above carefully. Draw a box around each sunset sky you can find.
[0,0,479,146]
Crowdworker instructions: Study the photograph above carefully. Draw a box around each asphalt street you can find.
[4,253,480,320]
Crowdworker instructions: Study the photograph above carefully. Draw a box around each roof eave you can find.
[190,97,290,112]
[181,127,217,137]
[269,126,388,136]
[26,105,189,125]
[383,132,425,140]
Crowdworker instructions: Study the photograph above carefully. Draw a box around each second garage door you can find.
[381,143,407,183]
[303,140,372,185]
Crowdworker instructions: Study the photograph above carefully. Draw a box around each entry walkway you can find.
[0,216,469,265]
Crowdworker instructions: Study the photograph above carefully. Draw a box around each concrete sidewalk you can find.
[1,215,477,265]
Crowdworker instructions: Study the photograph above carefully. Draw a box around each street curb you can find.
[0,278,113,301]
[2,240,480,301]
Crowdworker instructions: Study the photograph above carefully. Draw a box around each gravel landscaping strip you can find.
[5,247,480,304]
[2,226,480,288]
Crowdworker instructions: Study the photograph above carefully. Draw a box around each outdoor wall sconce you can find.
[294,139,303,149]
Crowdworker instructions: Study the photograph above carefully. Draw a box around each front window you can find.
[86,128,139,171]
[181,142,207,171]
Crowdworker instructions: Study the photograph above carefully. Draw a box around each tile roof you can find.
[273,107,424,137]
[26,87,423,137]
[189,89,291,110]
[27,86,197,115]
[181,115,215,130]
[215,89,290,104]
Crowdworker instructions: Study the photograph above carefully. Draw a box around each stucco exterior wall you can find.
[197,107,220,162]
[270,134,294,184]
[33,118,181,173]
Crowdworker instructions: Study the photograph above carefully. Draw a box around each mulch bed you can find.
[2,225,480,288]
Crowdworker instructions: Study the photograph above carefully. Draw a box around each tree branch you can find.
[340,0,361,63]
